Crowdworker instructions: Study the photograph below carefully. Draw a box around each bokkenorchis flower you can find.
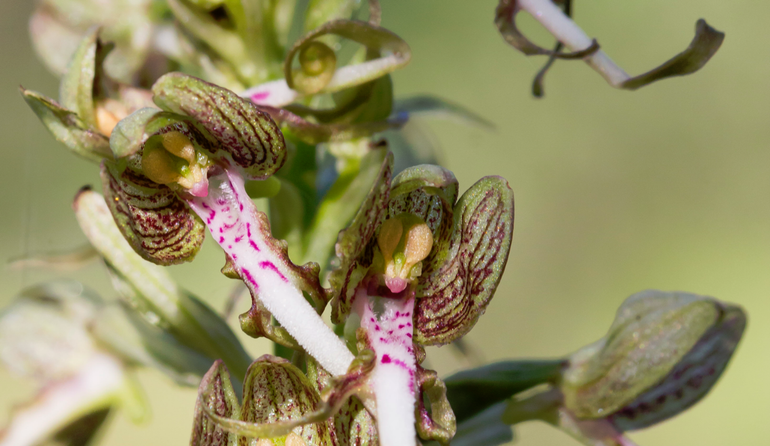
[190,354,377,446]
[493,290,746,446]
[22,29,156,163]
[0,281,148,446]
[326,158,515,445]
[29,0,156,83]
[99,71,356,377]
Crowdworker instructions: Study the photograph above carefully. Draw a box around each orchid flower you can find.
[0,282,148,446]
[99,71,354,376]
[189,353,377,446]
[29,0,156,83]
[444,290,746,446]
[22,28,155,162]
[325,157,515,445]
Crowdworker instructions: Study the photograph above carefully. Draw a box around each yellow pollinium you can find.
[376,214,434,291]
[141,131,206,188]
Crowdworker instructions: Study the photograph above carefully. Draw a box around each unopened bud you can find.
[561,290,746,429]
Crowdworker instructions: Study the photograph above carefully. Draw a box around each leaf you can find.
[414,176,515,345]
[48,407,112,446]
[152,73,287,180]
[21,89,112,163]
[304,146,389,271]
[444,359,566,423]
[100,162,206,265]
[92,302,213,387]
[329,151,393,324]
[620,19,725,90]
[394,96,494,130]
[449,402,513,446]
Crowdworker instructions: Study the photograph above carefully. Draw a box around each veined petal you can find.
[330,151,393,324]
[152,73,286,180]
[191,360,241,446]
[414,176,514,345]
[240,356,333,444]
[100,162,206,265]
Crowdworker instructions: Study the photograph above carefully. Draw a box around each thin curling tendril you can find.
[284,19,411,95]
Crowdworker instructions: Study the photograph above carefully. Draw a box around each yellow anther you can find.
[142,131,205,189]
[142,144,182,185]
[161,131,196,163]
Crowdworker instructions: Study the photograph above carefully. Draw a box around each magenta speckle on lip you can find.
[249,240,260,251]
[241,269,258,289]
[381,354,392,364]
[219,236,225,243]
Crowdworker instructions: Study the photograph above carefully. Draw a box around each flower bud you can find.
[561,290,746,429]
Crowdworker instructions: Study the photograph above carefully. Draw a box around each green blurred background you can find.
[1,0,768,445]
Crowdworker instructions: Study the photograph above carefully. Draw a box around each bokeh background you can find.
[1,0,768,445]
